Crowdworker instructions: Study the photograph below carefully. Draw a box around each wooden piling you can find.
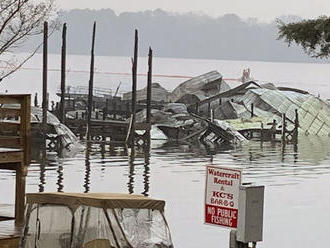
[146,47,152,125]
[260,122,264,141]
[146,47,153,144]
[129,29,138,145]
[210,109,214,122]
[271,119,276,141]
[293,109,299,144]
[104,99,109,120]
[281,113,286,144]
[87,22,96,140]
[42,22,48,136]
[34,93,38,107]
[59,23,67,124]
[251,103,254,117]
[113,101,117,119]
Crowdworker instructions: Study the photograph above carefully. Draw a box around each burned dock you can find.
[46,27,157,147]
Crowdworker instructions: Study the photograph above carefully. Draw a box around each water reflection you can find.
[56,161,64,192]
[23,134,330,196]
[127,145,151,196]
[84,143,91,193]
[39,148,47,193]
[127,147,135,194]
[142,144,151,196]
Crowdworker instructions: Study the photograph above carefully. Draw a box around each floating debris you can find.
[123,82,170,103]
[169,70,230,104]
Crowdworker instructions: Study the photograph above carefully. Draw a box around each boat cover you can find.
[21,193,173,248]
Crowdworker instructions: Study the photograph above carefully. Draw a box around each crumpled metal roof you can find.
[170,70,223,102]
[239,88,330,136]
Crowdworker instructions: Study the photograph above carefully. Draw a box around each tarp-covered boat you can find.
[20,192,174,248]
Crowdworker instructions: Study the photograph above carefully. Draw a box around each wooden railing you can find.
[0,94,31,225]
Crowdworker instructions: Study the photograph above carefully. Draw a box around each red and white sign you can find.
[205,165,241,228]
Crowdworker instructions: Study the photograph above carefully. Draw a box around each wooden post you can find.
[42,22,48,137]
[34,93,38,107]
[208,102,211,118]
[251,103,254,118]
[271,119,276,141]
[146,47,152,125]
[145,47,153,145]
[87,22,96,140]
[293,109,299,144]
[130,29,138,145]
[60,23,67,124]
[104,99,109,120]
[92,101,96,112]
[210,109,214,122]
[219,98,222,106]
[102,108,106,120]
[16,95,31,225]
[113,101,117,119]
[281,113,286,144]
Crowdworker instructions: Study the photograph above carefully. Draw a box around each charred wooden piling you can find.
[42,21,48,139]
[59,23,67,124]
[126,29,139,145]
[87,22,96,141]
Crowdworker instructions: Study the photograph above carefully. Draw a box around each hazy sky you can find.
[57,0,330,22]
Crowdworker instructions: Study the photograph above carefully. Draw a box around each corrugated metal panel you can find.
[170,71,223,102]
[238,89,330,136]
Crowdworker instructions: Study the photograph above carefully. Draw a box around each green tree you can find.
[0,0,57,81]
[277,16,330,58]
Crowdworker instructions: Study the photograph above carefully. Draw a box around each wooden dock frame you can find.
[0,94,31,247]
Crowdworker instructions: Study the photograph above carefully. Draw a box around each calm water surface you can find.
[1,55,330,248]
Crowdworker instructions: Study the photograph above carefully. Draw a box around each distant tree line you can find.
[20,9,325,63]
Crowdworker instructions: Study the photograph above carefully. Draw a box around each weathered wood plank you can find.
[0,109,21,118]
[20,95,31,167]
[0,136,21,148]
[15,166,26,225]
[0,237,19,248]
[0,123,20,134]
[0,151,23,164]
[135,123,151,131]
[0,95,22,104]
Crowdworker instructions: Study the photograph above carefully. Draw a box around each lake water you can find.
[1,54,330,248]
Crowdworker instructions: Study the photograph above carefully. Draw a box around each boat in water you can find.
[20,192,174,248]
